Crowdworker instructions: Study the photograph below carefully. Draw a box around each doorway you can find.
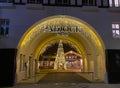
[16,15,106,83]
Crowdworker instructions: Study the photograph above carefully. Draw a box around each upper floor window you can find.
[112,23,119,29]
[55,0,70,5]
[112,23,120,38]
[0,0,13,3]
[109,0,120,7]
[27,0,43,4]
[0,19,9,36]
[82,0,96,6]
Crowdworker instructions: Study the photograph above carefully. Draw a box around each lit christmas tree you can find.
[54,40,67,70]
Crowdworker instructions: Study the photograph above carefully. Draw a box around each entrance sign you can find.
[40,19,91,38]
[21,16,93,47]
[42,20,80,36]
[43,25,80,36]
[21,15,101,49]
[43,23,80,33]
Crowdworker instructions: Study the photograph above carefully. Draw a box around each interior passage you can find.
[38,72,91,84]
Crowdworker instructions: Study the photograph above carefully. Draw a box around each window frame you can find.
[55,0,70,5]
[112,23,120,38]
[82,0,97,6]
[0,19,9,36]
[109,0,120,7]
[0,0,13,3]
[27,0,43,4]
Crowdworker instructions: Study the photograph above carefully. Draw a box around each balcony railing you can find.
[0,0,13,3]
[0,0,13,7]
[27,0,43,4]
[0,0,119,8]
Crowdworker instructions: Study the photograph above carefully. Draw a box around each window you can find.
[27,0,43,4]
[82,0,96,6]
[112,23,119,29]
[112,23,120,38]
[0,0,13,3]
[55,0,70,5]
[55,0,62,4]
[0,19,9,36]
[109,0,120,7]
[63,0,70,4]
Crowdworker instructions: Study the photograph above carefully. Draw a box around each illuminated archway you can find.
[16,15,106,83]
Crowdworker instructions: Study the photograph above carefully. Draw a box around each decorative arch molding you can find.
[17,15,106,82]
[18,15,104,50]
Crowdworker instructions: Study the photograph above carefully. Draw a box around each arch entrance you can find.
[16,15,105,83]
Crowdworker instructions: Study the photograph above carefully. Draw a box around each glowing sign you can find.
[20,15,98,48]
[44,25,80,33]
[42,20,82,36]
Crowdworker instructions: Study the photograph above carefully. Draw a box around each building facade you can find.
[0,0,120,86]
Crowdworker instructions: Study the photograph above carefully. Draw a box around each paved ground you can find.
[5,83,120,88]
[3,71,120,88]
[38,72,90,83]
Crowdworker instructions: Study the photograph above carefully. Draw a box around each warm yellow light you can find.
[34,36,84,59]
[18,15,104,60]
[16,15,106,82]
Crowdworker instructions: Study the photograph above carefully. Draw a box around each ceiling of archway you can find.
[18,15,104,59]
[41,40,79,56]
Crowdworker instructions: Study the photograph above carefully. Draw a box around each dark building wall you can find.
[0,48,17,87]
[106,49,120,83]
